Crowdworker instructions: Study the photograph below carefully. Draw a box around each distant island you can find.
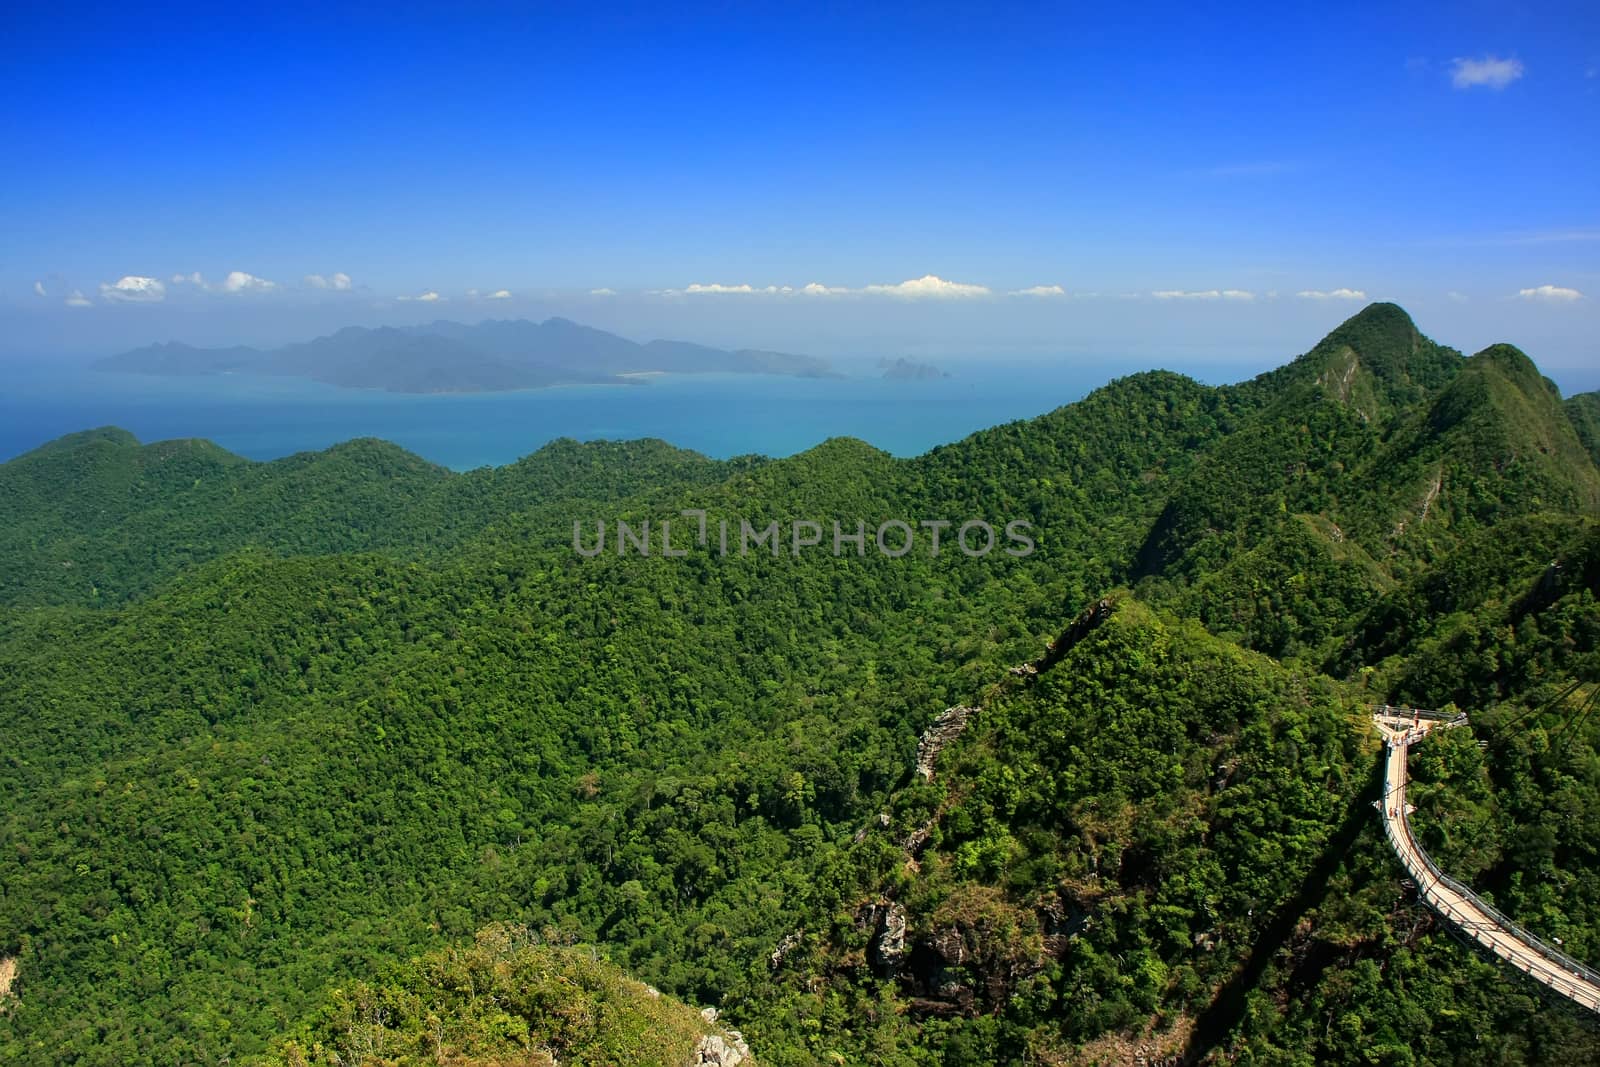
[95,317,836,394]
[878,356,950,381]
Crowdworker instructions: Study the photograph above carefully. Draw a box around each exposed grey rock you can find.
[769,930,802,970]
[0,955,16,1011]
[1039,894,1088,957]
[914,705,979,781]
[694,1007,752,1066]
[695,1033,746,1065]
[855,811,891,843]
[1027,597,1115,676]
[903,822,934,857]
[855,900,909,978]
[871,902,908,976]
[928,925,968,966]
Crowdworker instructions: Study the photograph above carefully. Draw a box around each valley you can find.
[1,304,1598,1064]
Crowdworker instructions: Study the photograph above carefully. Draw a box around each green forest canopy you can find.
[1,303,1598,1064]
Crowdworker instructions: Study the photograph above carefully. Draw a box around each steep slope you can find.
[261,924,748,1067]
[1175,512,1394,659]
[1131,303,1454,583]
[1341,344,1600,554]
[733,594,1600,1064]
[787,600,1369,1059]
[1238,301,1463,425]
[1569,391,1600,465]
[1327,513,1596,681]
[1135,309,1600,656]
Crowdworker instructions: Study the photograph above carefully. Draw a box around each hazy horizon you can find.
[5,299,1597,398]
[4,6,1596,380]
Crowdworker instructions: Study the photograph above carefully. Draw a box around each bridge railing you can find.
[1370,703,1468,725]
[1383,748,1600,1007]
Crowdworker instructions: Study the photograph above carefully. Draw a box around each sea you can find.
[0,357,1272,470]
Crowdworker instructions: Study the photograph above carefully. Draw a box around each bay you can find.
[0,357,1263,470]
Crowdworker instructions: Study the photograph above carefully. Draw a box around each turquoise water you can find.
[0,358,1260,470]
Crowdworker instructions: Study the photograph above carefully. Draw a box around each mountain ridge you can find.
[5,303,1600,1063]
[94,317,836,393]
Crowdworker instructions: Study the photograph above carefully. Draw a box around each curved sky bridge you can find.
[1371,705,1600,1015]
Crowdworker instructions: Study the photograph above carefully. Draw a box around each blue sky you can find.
[2,2,1596,381]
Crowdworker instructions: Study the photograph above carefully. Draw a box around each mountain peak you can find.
[1311,302,1422,375]
[1332,300,1417,337]
[1255,302,1461,422]
[1409,338,1600,515]
[1468,342,1560,399]
[21,425,141,458]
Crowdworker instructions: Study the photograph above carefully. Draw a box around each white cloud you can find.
[1010,284,1067,297]
[304,272,353,290]
[664,275,1010,299]
[33,281,47,297]
[589,287,617,297]
[1451,55,1524,90]
[1151,288,1255,301]
[487,289,512,299]
[1517,284,1583,301]
[398,290,442,302]
[222,270,276,293]
[169,270,284,293]
[862,274,991,299]
[1447,290,1468,303]
[99,275,166,302]
[64,289,92,308]
[679,282,806,295]
[1296,288,1367,300]
[685,282,759,294]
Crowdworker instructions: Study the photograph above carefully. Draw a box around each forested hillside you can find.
[0,432,754,606]
[2,304,1598,1065]
[264,922,750,1067]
